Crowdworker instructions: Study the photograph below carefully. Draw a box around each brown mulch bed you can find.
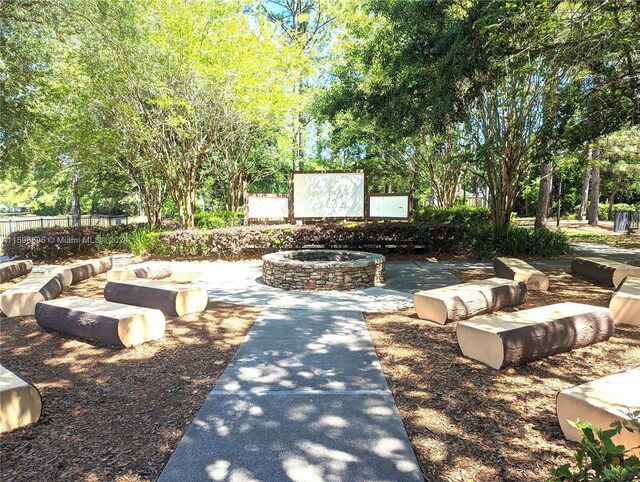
[0,272,261,482]
[366,268,640,482]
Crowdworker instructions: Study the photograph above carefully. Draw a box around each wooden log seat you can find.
[45,256,113,287]
[493,257,549,291]
[35,296,165,347]
[609,276,640,325]
[104,279,208,317]
[571,257,640,288]
[0,273,65,317]
[106,261,172,282]
[0,260,33,283]
[556,368,640,455]
[167,263,206,283]
[413,277,527,324]
[0,364,42,433]
[456,303,614,369]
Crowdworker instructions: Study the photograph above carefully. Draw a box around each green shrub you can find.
[153,223,468,259]
[469,224,572,258]
[194,211,243,229]
[124,228,163,256]
[574,203,639,221]
[3,224,144,261]
[547,415,640,482]
[413,206,492,225]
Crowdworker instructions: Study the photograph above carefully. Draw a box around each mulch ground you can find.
[366,268,640,482]
[0,272,261,482]
[2,263,639,481]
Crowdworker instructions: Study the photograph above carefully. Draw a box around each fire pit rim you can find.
[261,249,386,291]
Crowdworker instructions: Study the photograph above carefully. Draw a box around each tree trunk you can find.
[534,162,553,228]
[588,164,601,226]
[607,191,616,221]
[577,165,591,221]
[71,173,81,227]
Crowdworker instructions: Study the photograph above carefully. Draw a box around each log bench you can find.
[35,296,165,347]
[571,257,640,288]
[0,364,42,433]
[609,276,640,325]
[167,264,206,283]
[414,277,527,324]
[0,260,33,283]
[106,261,172,282]
[45,256,112,287]
[556,368,640,455]
[0,273,65,317]
[456,302,614,369]
[104,279,208,317]
[493,257,549,291]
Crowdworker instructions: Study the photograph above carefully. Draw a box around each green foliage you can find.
[126,228,160,257]
[413,206,491,226]
[548,415,640,482]
[470,224,572,259]
[3,224,143,261]
[194,211,244,229]
[154,223,468,259]
[573,204,639,221]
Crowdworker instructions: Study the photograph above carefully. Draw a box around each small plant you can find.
[194,210,243,229]
[413,205,491,225]
[548,414,640,482]
[469,224,572,258]
[127,227,164,256]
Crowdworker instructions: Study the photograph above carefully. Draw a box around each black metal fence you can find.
[0,215,134,254]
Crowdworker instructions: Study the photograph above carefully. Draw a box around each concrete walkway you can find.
[195,260,461,312]
[159,308,423,481]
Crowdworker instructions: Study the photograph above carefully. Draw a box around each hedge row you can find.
[154,223,468,259]
[3,222,468,261]
[2,224,142,261]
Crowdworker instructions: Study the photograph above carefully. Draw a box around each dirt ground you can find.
[366,268,640,482]
[0,272,261,482]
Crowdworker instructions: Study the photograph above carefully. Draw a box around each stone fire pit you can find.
[262,250,385,291]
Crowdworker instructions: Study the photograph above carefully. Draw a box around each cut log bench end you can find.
[0,273,65,317]
[106,261,172,282]
[414,277,527,324]
[571,257,640,288]
[0,260,33,283]
[35,296,165,347]
[493,257,549,291]
[609,276,640,325]
[104,279,209,317]
[556,368,640,455]
[0,364,42,434]
[46,256,113,287]
[456,302,615,369]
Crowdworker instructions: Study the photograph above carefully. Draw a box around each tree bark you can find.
[534,162,553,228]
[577,165,591,221]
[607,191,616,221]
[71,173,81,227]
[588,164,601,226]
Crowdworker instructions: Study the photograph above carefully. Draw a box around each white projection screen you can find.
[247,195,289,220]
[293,172,365,219]
[369,195,410,219]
